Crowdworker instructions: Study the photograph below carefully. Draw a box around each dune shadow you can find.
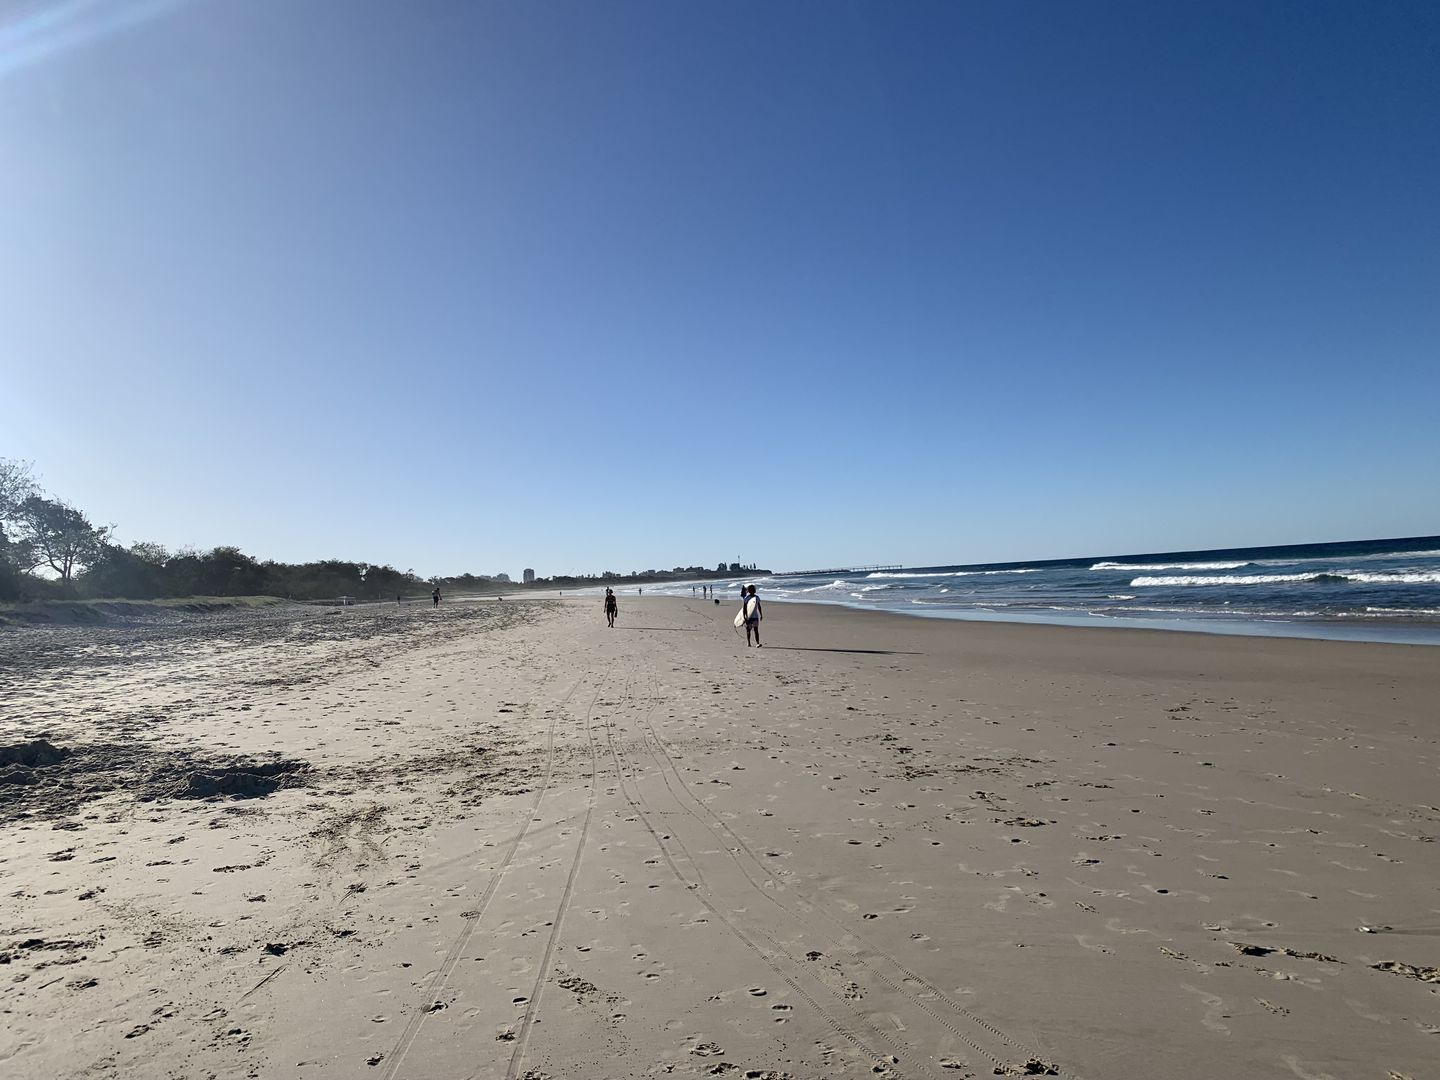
[615,626,701,632]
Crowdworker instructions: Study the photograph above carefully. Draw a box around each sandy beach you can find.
[1,596,1437,1080]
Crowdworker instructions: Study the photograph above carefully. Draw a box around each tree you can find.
[192,546,265,595]
[15,495,112,582]
[79,542,169,599]
[0,459,38,575]
[0,458,37,523]
[129,541,171,565]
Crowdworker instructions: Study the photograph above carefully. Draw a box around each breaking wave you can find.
[1091,561,1249,571]
[1133,570,1440,587]
[867,569,1042,579]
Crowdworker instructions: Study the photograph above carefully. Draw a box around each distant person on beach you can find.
[397,594,402,605]
[604,588,618,628]
[743,584,763,647]
[432,587,441,606]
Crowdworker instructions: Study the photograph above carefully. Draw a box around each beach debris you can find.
[0,739,72,786]
[0,937,93,966]
[1231,943,1340,963]
[0,740,311,822]
[0,739,71,768]
[995,1060,1059,1076]
[176,759,308,799]
[0,764,41,785]
[556,973,598,995]
[1370,960,1440,983]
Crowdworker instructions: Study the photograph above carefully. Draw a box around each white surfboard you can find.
[736,596,759,628]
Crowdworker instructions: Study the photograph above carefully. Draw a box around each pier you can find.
[778,563,901,577]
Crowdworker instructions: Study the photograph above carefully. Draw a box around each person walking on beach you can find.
[743,584,763,648]
[604,588,618,628]
[432,587,441,606]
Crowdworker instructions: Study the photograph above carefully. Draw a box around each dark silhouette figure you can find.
[743,584,763,648]
[604,588,618,628]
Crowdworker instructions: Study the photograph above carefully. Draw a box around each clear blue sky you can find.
[3,0,1437,577]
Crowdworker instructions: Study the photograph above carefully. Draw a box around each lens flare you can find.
[0,0,197,80]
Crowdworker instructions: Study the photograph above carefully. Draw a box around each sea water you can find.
[644,536,1440,645]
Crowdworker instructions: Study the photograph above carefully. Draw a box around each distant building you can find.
[495,573,511,583]
[523,568,536,584]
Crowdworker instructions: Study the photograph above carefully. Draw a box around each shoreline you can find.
[580,585,1440,647]
[789,594,1440,647]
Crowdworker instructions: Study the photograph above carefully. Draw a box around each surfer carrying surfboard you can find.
[742,584,763,648]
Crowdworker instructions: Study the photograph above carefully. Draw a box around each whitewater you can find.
[630,535,1440,645]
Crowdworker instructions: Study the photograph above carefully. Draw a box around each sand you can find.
[1,596,1436,1080]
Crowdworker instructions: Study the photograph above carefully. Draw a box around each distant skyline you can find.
[4,1,1438,578]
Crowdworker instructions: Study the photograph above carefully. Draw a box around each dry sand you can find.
[1,596,1437,1080]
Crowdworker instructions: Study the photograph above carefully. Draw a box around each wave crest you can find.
[1092,561,1249,571]
[1133,570,1440,587]
[867,569,1041,579]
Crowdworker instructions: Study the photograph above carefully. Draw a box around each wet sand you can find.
[1,596,1436,1079]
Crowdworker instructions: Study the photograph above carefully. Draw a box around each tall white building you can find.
[523,568,535,584]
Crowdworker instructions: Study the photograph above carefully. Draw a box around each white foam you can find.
[1132,570,1440,587]
[867,571,963,579]
[1091,561,1249,571]
[1132,573,1322,587]
[1345,570,1440,584]
[800,579,857,592]
[866,569,1042,579]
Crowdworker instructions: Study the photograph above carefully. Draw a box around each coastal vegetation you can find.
[0,459,764,604]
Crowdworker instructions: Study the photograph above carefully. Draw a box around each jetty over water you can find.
[778,564,901,577]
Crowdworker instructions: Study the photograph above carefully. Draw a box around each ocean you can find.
[639,536,1440,645]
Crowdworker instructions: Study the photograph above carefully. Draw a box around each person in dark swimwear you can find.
[432,587,441,606]
[604,588,618,628]
[743,584,762,647]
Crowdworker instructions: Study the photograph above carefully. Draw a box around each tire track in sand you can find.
[381,672,587,1080]
[596,662,907,1077]
[504,676,607,1079]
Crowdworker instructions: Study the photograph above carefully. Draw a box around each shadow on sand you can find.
[760,646,922,656]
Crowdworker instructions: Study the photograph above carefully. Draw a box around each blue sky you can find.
[3,0,1437,577]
